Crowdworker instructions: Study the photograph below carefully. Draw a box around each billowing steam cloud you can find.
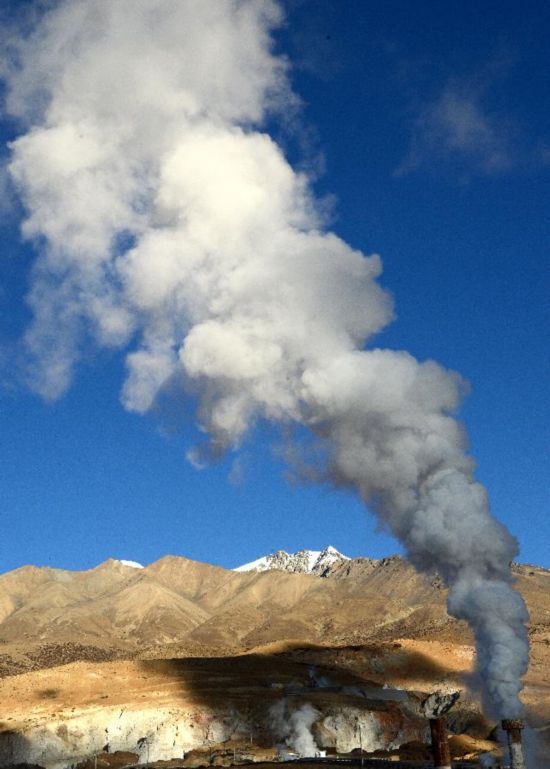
[2,0,528,719]
[270,701,320,757]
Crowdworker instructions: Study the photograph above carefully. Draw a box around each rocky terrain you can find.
[0,552,548,768]
[233,546,350,577]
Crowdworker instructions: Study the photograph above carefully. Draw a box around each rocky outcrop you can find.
[0,699,428,769]
[234,546,350,576]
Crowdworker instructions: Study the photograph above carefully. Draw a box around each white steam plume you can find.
[2,0,528,720]
[270,701,320,757]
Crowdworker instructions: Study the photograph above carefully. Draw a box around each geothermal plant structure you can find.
[422,691,456,769]
[501,720,526,769]
[429,716,452,769]
[428,715,527,769]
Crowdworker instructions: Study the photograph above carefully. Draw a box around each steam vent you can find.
[429,717,452,769]
[502,720,526,769]
[421,690,458,769]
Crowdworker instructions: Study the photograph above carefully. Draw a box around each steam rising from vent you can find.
[270,701,320,757]
[2,0,529,719]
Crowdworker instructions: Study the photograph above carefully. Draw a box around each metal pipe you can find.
[502,719,525,769]
[429,717,451,769]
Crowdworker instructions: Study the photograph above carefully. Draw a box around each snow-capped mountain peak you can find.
[234,546,349,577]
[117,559,144,569]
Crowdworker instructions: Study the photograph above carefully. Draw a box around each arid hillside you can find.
[0,555,549,663]
[0,554,548,767]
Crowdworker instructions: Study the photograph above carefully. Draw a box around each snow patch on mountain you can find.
[235,546,349,577]
[117,560,144,569]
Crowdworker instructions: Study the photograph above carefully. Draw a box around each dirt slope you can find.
[0,554,548,766]
[0,556,452,654]
[0,556,548,662]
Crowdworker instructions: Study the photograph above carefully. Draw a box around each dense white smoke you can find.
[270,701,320,757]
[1,0,529,720]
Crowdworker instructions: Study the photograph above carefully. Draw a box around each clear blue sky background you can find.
[0,0,548,572]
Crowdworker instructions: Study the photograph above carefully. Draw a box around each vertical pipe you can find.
[429,717,451,769]
[501,720,525,769]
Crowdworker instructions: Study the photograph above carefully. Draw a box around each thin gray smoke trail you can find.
[1,0,529,721]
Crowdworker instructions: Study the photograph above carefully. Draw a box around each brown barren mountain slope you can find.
[0,555,548,767]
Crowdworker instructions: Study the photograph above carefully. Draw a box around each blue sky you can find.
[0,0,548,572]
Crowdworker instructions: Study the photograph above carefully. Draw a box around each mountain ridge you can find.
[0,551,548,670]
[234,545,352,576]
